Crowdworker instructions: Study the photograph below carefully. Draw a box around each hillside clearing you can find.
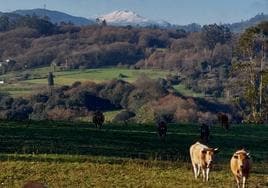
[0,67,202,98]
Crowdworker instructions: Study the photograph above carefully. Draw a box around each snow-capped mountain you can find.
[97,10,171,27]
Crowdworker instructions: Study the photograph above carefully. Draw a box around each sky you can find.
[0,0,267,25]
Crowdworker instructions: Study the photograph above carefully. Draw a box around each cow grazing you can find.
[200,123,210,144]
[157,121,167,141]
[218,112,229,130]
[230,149,252,188]
[190,142,219,182]
[92,111,105,129]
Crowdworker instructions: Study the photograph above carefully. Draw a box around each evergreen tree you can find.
[48,72,54,96]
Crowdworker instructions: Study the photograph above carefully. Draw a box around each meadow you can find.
[0,121,267,187]
[0,67,202,98]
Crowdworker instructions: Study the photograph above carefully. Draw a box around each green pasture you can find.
[0,67,169,96]
[23,68,170,84]
[0,121,267,187]
[0,67,203,98]
[173,84,204,98]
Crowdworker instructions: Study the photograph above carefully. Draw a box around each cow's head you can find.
[233,150,251,175]
[201,148,219,168]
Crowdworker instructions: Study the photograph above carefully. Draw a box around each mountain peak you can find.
[98,10,149,26]
[97,10,172,27]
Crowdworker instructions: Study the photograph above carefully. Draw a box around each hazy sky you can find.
[0,0,267,25]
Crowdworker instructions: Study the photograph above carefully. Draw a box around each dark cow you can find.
[218,112,229,130]
[92,111,105,129]
[157,121,167,141]
[200,123,210,144]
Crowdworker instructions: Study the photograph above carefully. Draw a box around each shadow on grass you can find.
[0,120,267,164]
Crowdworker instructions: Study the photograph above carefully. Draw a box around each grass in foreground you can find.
[0,158,267,188]
[0,121,267,187]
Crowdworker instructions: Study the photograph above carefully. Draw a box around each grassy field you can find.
[1,67,170,96]
[173,84,204,98]
[24,68,170,84]
[0,67,202,98]
[0,121,267,187]
[0,67,170,85]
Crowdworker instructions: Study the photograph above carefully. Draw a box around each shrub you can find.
[113,110,135,123]
[7,105,33,120]
[151,94,199,123]
[134,104,155,124]
[47,107,76,121]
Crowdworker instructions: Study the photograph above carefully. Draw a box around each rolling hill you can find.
[13,9,95,26]
[0,8,267,32]
[227,13,268,33]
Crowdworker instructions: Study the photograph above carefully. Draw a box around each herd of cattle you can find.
[156,113,251,188]
[22,111,252,188]
[90,111,252,188]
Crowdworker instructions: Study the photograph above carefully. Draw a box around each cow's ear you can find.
[214,148,219,153]
[233,155,238,159]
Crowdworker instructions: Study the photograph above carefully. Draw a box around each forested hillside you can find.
[0,14,267,123]
[0,15,232,96]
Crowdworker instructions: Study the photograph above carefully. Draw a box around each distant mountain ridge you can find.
[12,9,95,26]
[0,8,267,32]
[0,11,21,21]
[227,13,268,33]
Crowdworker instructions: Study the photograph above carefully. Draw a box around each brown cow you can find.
[190,142,219,182]
[156,120,167,141]
[230,149,252,188]
[218,112,229,130]
[92,111,105,129]
[200,123,210,144]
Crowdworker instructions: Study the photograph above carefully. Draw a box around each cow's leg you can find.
[205,135,208,144]
[235,176,240,188]
[205,168,210,181]
[97,123,102,129]
[202,168,206,182]
[196,165,201,178]
[192,163,197,179]
[242,176,246,188]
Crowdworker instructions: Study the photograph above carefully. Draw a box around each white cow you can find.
[190,141,219,181]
